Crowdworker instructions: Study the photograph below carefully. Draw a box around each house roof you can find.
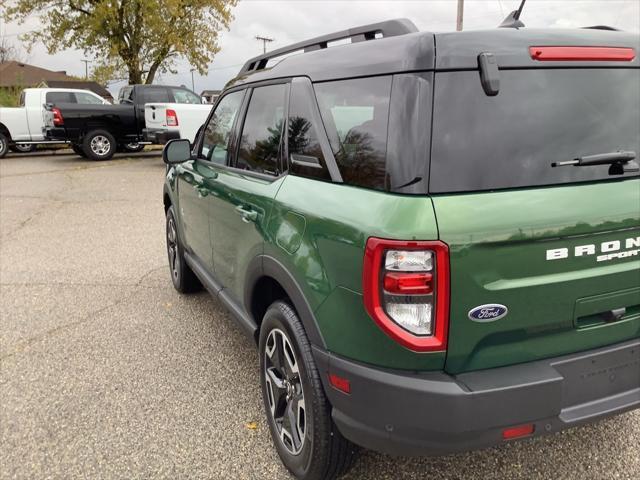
[0,61,76,87]
[45,80,113,99]
[201,90,221,95]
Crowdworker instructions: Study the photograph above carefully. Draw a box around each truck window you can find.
[236,84,287,176]
[170,88,201,104]
[430,68,640,193]
[140,87,170,104]
[74,92,104,104]
[314,77,391,191]
[200,91,244,165]
[46,92,76,104]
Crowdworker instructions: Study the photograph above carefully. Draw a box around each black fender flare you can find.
[244,255,326,349]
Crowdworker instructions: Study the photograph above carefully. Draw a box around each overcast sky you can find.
[2,0,639,96]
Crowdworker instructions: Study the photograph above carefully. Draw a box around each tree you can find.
[1,0,238,84]
[0,34,25,63]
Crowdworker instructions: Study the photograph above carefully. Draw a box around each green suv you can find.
[162,18,640,480]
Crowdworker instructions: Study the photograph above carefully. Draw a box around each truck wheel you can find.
[10,144,36,154]
[119,142,145,153]
[0,133,8,158]
[83,129,116,161]
[72,144,87,158]
[166,206,201,293]
[259,301,357,480]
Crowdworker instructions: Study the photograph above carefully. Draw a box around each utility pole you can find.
[81,59,91,79]
[255,35,274,54]
[190,68,195,92]
[456,0,464,31]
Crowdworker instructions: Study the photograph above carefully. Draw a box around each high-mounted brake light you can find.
[363,238,450,352]
[52,107,64,126]
[530,46,636,62]
[166,108,179,126]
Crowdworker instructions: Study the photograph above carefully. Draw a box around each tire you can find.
[0,132,8,158]
[259,301,356,480]
[119,142,145,153]
[10,144,36,154]
[71,144,87,158]
[165,206,201,293]
[82,129,116,161]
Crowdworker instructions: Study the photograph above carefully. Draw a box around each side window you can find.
[314,77,392,191]
[141,87,170,104]
[170,88,201,104]
[119,87,133,104]
[74,92,104,104]
[46,92,76,104]
[200,90,244,165]
[236,84,286,175]
[288,80,331,181]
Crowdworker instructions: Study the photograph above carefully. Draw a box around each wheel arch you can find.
[245,255,326,349]
[0,122,11,140]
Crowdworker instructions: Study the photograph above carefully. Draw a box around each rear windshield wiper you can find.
[552,151,638,175]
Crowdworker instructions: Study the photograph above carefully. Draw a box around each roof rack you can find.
[239,18,418,75]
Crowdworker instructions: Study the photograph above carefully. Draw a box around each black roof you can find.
[226,19,639,89]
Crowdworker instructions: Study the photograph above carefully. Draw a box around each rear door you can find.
[206,82,289,304]
[431,63,640,374]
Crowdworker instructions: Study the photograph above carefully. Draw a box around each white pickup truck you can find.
[0,87,108,158]
[143,99,212,146]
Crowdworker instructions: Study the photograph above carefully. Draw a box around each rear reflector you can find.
[502,423,535,440]
[383,272,433,295]
[530,46,636,62]
[328,374,351,394]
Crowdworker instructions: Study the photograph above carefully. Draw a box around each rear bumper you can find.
[44,127,67,141]
[314,339,640,456]
[143,128,180,144]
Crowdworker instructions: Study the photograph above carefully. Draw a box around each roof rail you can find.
[239,18,418,75]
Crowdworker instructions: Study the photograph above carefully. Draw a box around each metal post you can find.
[81,59,90,79]
[255,35,274,54]
[456,0,464,31]
[190,68,195,92]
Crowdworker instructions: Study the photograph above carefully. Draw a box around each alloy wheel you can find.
[90,135,111,156]
[264,328,307,455]
[167,216,179,281]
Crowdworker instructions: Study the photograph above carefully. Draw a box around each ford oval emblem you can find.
[468,304,508,322]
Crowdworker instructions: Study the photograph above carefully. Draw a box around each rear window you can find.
[430,69,640,193]
[140,87,170,104]
[170,88,201,104]
[46,92,76,104]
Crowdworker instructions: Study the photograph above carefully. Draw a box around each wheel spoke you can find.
[284,401,303,452]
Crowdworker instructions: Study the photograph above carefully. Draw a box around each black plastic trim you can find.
[313,339,640,456]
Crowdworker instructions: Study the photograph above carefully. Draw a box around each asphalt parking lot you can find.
[1,151,639,479]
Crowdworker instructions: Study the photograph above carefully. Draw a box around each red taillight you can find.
[166,109,178,126]
[328,374,351,394]
[52,107,64,126]
[530,46,636,62]
[502,423,535,440]
[383,272,433,295]
[363,238,450,352]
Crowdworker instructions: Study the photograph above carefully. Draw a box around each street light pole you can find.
[456,0,464,31]
[190,68,195,92]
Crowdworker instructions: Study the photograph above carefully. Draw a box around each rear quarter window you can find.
[430,68,640,192]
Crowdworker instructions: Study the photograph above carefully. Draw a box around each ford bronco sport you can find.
[161,17,640,480]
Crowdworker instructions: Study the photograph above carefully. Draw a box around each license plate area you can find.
[552,340,640,409]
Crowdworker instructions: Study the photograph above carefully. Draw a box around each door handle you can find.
[235,205,258,223]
